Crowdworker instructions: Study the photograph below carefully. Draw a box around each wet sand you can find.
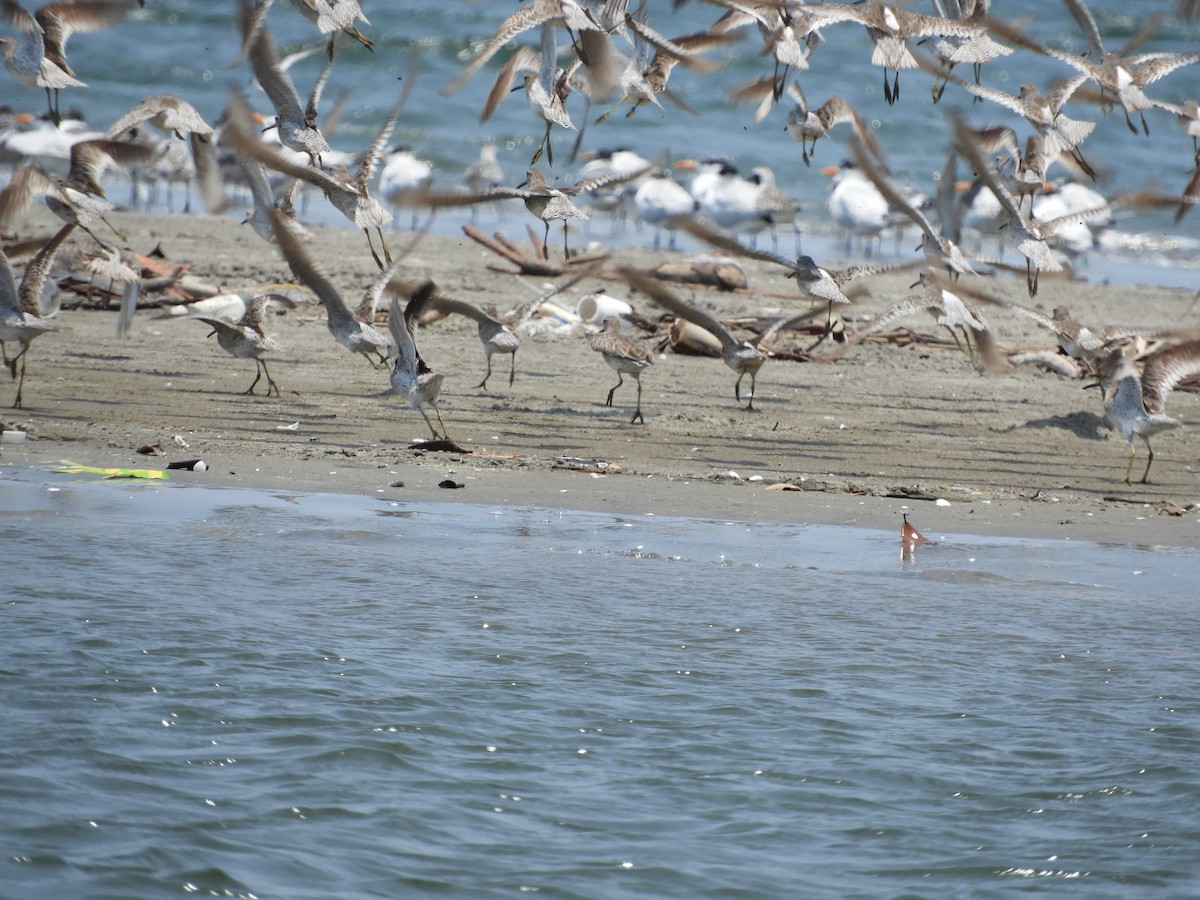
[3,207,1199,546]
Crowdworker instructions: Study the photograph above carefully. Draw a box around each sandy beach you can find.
[2,206,1199,547]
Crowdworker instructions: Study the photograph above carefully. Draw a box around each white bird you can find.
[633,169,697,250]
[378,145,433,229]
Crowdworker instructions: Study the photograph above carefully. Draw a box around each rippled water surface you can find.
[3,471,1199,897]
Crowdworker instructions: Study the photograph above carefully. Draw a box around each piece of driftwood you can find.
[462,224,610,277]
[651,260,747,291]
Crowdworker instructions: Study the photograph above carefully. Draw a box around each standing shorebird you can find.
[0,137,155,243]
[0,0,134,125]
[389,282,447,440]
[589,315,653,424]
[1,222,73,408]
[633,169,697,250]
[1096,340,1200,484]
[195,295,284,397]
[430,294,521,390]
[621,266,765,410]
[378,145,433,229]
[270,209,396,369]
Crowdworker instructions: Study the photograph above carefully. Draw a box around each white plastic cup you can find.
[577,291,633,324]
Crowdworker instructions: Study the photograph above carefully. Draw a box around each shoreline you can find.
[2,208,1199,548]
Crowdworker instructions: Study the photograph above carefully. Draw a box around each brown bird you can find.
[0,0,135,124]
[0,137,155,243]
[195,295,284,397]
[620,266,766,410]
[589,315,654,424]
[0,222,73,407]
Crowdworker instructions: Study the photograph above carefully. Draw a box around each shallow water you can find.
[3,470,1199,897]
[14,0,1200,286]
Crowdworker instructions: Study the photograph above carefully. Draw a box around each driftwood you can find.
[651,260,748,291]
[462,224,610,277]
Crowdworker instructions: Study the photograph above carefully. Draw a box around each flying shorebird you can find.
[0,137,155,243]
[270,208,396,369]
[223,84,406,270]
[620,266,766,410]
[986,1,1200,137]
[194,294,284,397]
[0,222,73,408]
[418,158,658,257]
[852,267,1006,371]
[678,216,907,342]
[783,84,881,167]
[1095,339,1200,484]
[916,55,1098,180]
[0,0,135,125]
[238,158,310,243]
[388,281,447,440]
[430,294,521,390]
[440,0,601,98]
[850,136,976,280]
[951,113,1112,297]
[241,0,334,167]
[795,0,992,105]
[241,0,372,60]
[589,314,653,424]
[479,23,579,167]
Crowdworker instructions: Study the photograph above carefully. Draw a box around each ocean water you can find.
[3,469,1200,897]
[10,0,1199,285]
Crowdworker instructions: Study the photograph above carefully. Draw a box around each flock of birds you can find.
[2,0,1200,485]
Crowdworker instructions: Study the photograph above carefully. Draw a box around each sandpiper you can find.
[0,0,134,125]
[1096,340,1200,484]
[241,1,333,167]
[0,137,155,243]
[430,294,521,390]
[270,209,396,368]
[850,137,976,279]
[388,282,447,440]
[224,85,403,270]
[242,0,372,60]
[0,222,73,408]
[784,85,880,167]
[195,294,284,397]
[621,266,765,410]
[239,158,310,243]
[589,315,653,424]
